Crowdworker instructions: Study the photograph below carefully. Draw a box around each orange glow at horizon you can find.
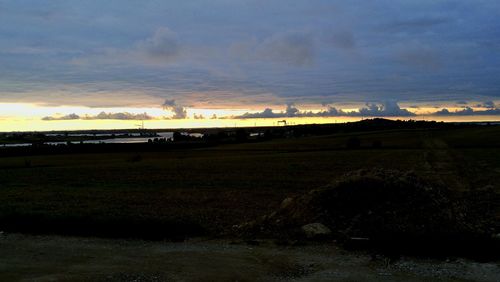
[0,102,499,132]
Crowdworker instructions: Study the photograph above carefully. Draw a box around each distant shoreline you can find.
[2,118,500,134]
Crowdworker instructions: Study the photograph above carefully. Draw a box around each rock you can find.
[301,223,331,239]
[268,211,277,219]
[280,197,294,209]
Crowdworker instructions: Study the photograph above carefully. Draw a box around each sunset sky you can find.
[1,1,500,131]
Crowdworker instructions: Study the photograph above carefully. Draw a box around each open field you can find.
[0,124,499,240]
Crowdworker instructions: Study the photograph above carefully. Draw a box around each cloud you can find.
[433,106,500,116]
[235,101,416,119]
[162,99,187,119]
[329,30,356,50]
[396,46,441,70]
[42,113,80,121]
[1,1,500,112]
[385,16,451,32]
[479,101,496,108]
[137,27,180,63]
[42,112,153,121]
[357,101,416,117]
[285,103,299,117]
[230,31,315,67]
[0,86,164,108]
[237,108,278,119]
[93,111,153,120]
[69,27,181,67]
[316,105,341,117]
[193,113,204,119]
[256,31,315,66]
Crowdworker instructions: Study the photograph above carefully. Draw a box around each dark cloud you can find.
[42,112,153,121]
[309,105,341,117]
[357,101,416,117]
[1,1,500,110]
[237,108,278,119]
[433,106,500,116]
[162,99,187,119]
[257,31,315,66]
[73,26,182,67]
[42,113,80,121]
[235,101,415,119]
[385,17,451,32]
[93,112,153,120]
[329,30,356,50]
[480,101,496,108]
[285,103,299,117]
[396,46,441,70]
[137,27,179,63]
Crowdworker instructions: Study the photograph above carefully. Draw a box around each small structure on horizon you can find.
[135,120,145,130]
[277,120,287,126]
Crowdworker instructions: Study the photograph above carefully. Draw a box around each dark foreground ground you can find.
[1,234,499,281]
[0,122,499,279]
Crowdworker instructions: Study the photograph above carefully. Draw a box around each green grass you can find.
[0,127,499,238]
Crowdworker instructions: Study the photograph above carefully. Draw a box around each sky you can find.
[1,0,500,131]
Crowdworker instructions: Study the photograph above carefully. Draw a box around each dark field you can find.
[1,125,499,241]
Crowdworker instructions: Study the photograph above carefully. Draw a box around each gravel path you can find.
[0,233,499,281]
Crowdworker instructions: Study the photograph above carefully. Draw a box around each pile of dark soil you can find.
[238,169,498,258]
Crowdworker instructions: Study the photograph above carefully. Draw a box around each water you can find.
[1,132,176,147]
[1,143,32,147]
[45,133,114,137]
[82,132,175,144]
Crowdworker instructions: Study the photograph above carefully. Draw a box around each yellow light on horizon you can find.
[1,102,499,132]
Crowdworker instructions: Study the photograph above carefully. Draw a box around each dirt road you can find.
[0,233,498,281]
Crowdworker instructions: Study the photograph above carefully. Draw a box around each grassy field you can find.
[0,126,499,239]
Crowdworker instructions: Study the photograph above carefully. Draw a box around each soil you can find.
[237,169,498,259]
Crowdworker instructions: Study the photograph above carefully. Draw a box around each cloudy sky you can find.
[1,0,499,130]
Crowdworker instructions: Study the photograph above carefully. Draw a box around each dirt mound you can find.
[238,169,495,256]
